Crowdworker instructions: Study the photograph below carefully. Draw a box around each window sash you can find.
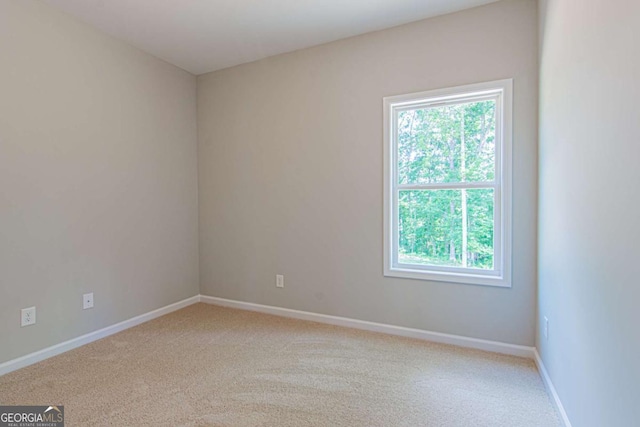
[392,188,502,276]
[394,94,500,187]
[397,182,496,190]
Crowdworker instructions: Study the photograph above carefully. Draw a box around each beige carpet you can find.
[0,303,559,426]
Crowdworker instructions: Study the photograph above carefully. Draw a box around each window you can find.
[383,80,512,287]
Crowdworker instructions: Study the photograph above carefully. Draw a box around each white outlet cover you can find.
[544,316,549,339]
[276,275,284,288]
[21,306,36,327]
[83,293,94,309]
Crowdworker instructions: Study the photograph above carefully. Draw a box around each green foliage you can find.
[397,100,495,269]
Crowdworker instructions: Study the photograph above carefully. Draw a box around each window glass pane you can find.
[397,100,496,185]
[398,189,494,269]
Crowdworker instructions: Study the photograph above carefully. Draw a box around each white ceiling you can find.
[43,0,498,75]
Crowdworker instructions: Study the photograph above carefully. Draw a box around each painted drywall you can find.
[538,0,640,425]
[0,1,199,364]
[198,0,538,345]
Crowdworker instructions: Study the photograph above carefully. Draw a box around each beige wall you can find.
[198,0,538,345]
[0,1,199,363]
[538,0,640,425]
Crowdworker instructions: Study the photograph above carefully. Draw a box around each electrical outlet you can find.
[276,274,284,288]
[544,316,549,340]
[83,293,94,310]
[21,307,36,327]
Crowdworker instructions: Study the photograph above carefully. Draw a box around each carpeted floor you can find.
[0,303,559,426]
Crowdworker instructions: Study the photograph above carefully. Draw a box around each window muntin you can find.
[384,80,512,287]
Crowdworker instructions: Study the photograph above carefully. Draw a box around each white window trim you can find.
[383,79,513,288]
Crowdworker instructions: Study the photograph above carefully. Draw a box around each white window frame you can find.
[383,79,512,287]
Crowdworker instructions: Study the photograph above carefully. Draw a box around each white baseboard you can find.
[0,292,551,413]
[3,293,569,425]
[200,295,535,358]
[534,349,573,427]
[0,295,200,377]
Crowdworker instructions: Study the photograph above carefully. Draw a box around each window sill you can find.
[384,266,511,288]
